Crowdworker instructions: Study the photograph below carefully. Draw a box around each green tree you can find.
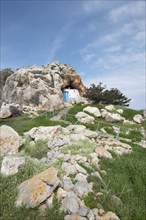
[86,83,131,106]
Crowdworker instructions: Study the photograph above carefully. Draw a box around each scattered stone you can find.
[75,173,87,182]
[0,125,21,156]
[25,125,62,141]
[1,156,25,176]
[83,106,101,118]
[87,209,95,220]
[0,105,12,118]
[64,214,87,220]
[76,163,87,174]
[57,187,68,200]
[105,113,123,122]
[95,147,113,159]
[105,105,115,111]
[62,195,79,213]
[73,180,91,198]
[133,114,143,124]
[62,177,74,191]
[100,211,120,220]
[67,125,86,133]
[75,112,95,124]
[78,206,88,217]
[16,167,60,208]
[116,109,123,114]
[62,162,77,175]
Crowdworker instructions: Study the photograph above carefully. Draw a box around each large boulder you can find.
[0,125,21,156]
[1,62,86,110]
[105,113,123,122]
[1,156,25,176]
[75,112,95,124]
[16,167,60,208]
[0,103,22,119]
[83,106,101,117]
[105,105,115,111]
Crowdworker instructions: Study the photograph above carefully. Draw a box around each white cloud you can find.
[82,1,101,14]
[109,1,145,23]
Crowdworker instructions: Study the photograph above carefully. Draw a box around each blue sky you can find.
[1,0,145,109]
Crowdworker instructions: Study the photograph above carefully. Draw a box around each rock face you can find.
[16,167,60,208]
[1,156,25,176]
[2,62,86,110]
[0,125,21,156]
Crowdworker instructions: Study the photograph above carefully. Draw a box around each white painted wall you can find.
[64,89,80,101]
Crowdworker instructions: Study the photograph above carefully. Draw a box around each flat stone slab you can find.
[16,167,60,208]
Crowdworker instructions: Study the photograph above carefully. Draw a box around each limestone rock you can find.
[83,106,101,117]
[57,187,68,200]
[25,125,62,141]
[116,109,123,114]
[0,106,12,119]
[105,105,115,111]
[75,112,95,124]
[78,206,88,217]
[2,62,86,110]
[133,114,143,124]
[62,162,77,175]
[62,177,74,191]
[67,125,86,133]
[95,147,113,159]
[64,214,88,220]
[75,163,87,174]
[1,156,25,176]
[105,113,123,122]
[16,167,60,208]
[73,180,91,198]
[100,212,120,220]
[0,125,21,156]
[62,195,79,213]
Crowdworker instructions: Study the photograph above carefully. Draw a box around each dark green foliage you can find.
[84,192,98,209]
[86,83,131,106]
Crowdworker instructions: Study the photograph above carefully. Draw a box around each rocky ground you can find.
[0,104,146,220]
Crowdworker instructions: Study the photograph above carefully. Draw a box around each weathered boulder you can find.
[105,113,123,122]
[133,114,143,124]
[2,62,86,110]
[16,167,60,208]
[25,125,62,141]
[0,105,12,118]
[1,156,25,176]
[105,105,115,111]
[100,211,120,220]
[0,125,21,156]
[75,112,95,124]
[83,106,101,117]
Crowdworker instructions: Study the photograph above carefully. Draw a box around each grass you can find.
[22,139,48,159]
[86,143,146,220]
[0,112,67,135]
[60,139,96,158]
[0,157,65,220]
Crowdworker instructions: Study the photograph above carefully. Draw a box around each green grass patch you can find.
[23,140,48,159]
[88,144,146,220]
[0,157,65,220]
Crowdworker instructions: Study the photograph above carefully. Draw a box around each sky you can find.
[1,0,146,109]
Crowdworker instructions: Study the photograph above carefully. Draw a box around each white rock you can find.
[83,106,101,117]
[75,112,95,124]
[62,162,77,175]
[0,125,21,156]
[105,113,123,122]
[1,156,25,176]
[116,109,123,114]
[133,114,144,124]
[87,210,95,220]
[62,177,74,191]
[95,147,113,159]
[78,206,88,217]
[25,125,62,141]
[64,214,87,220]
[66,125,86,133]
[0,106,12,119]
[76,163,87,174]
[62,195,79,213]
[105,105,115,111]
[57,187,68,200]
[75,173,87,182]
[73,181,91,198]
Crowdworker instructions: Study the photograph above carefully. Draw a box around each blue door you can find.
[63,91,69,102]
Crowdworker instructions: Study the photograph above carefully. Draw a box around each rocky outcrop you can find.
[1,62,86,110]
[0,125,22,156]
